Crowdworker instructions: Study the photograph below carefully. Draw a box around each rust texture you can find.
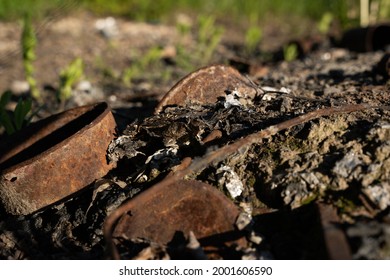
[110,180,245,259]
[0,102,117,215]
[154,64,257,114]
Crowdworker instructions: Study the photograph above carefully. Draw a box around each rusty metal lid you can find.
[111,179,246,257]
[154,64,257,114]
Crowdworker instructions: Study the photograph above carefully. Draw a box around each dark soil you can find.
[0,12,390,259]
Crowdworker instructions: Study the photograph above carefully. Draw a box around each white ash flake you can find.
[260,87,291,94]
[261,93,274,101]
[241,248,259,260]
[282,179,309,208]
[145,147,178,164]
[368,122,390,144]
[259,86,278,92]
[235,212,252,231]
[241,248,273,260]
[249,231,263,245]
[224,90,243,108]
[363,183,390,210]
[185,231,208,259]
[282,172,323,209]
[332,151,363,178]
[111,135,131,145]
[107,135,144,162]
[259,86,292,101]
[279,87,291,94]
[239,202,253,216]
[216,165,243,198]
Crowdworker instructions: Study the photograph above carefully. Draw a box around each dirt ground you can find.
[0,12,390,259]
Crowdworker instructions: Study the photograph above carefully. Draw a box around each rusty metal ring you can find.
[0,102,117,215]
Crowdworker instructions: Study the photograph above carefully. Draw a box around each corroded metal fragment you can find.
[154,64,257,113]
[112,179,246,252]
[0,102,117,215]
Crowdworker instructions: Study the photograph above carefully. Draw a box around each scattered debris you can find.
[216,165,243,198]
[235,212,252,231]
[332,150,363,179]
[1,18,390,259]
[363,183,390,211]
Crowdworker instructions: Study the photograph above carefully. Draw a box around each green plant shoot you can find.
[58,58,84,102]
[0,91,33,135]
[196,15,224,64]
[245,26,262,54]
[122,46,162,85]
[317,12,334,34]
[21,13,40,100]
[283,43,298,62]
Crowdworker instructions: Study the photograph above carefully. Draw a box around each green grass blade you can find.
[0,111,15,135]
[13,98,32,130]
[0,91,12,110]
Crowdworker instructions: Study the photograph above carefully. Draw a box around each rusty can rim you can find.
[0,102,111,172]
[0,102,117,215]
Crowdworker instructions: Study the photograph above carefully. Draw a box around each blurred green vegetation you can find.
[0,0,388,28]
[0,0,76,20]
[80,0,352,23]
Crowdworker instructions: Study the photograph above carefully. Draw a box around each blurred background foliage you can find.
[0,0,389,28]
[0,0,389,133]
